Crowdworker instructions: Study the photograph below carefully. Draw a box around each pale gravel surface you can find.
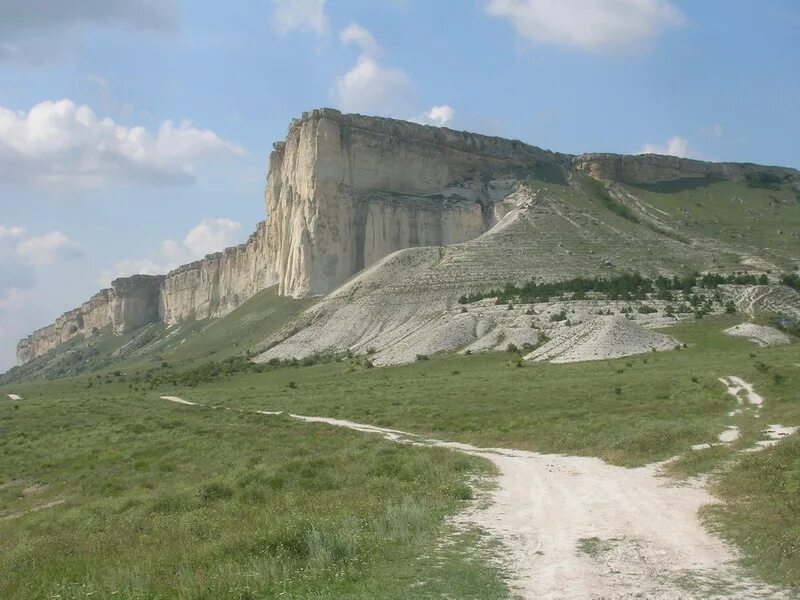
[724,323,792,347]
[525,315,677,363]
[718,426,741,443]
[160,396,197,406]
[744,425,800,453]
[283,414,789,599]
[693,378,799,454]
[159,396,792,599]
[719,376,764,407]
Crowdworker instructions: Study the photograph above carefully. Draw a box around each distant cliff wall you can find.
[16,276,163,364]
[573,153,800,185]
[15,109,800,366]
[160,222,276,324]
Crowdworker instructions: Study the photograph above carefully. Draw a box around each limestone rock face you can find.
[160,222,275,324]
[16,222,276,364]
[264,108,567,297]
[15,277,163,364]
[111,275,163,334]
[573,153,799,185]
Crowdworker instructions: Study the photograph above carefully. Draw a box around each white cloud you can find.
[638,136,693,158]
[339,23,381,57]
[272,0,328,35]
[181,218,242,258]
[15,231,83,266]
[0,99,244,188]
[484,0,685,53]
[336,24,413,116]
[103,259,167,279]
[414,105,456,127]
[0,226,27,239]
[1,226,82,284]
[100,217,243,283]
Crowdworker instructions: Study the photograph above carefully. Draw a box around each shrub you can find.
[415,354,429,361]
[781,273,800,291]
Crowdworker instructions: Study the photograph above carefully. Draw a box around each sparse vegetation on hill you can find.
[2,286,315,385]
[586,178,639,223]
[459,272,768,305]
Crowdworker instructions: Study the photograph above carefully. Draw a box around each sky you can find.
[1,0,799,370]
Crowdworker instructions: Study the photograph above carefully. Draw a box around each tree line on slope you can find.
[458,272,771,305]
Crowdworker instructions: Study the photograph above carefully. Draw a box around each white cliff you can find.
[15,108,800,366]
[160,222,276,324]
[264,108,567,297]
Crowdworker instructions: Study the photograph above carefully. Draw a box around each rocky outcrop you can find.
[16,276,163,364]
[16,222,276,365]
[15,108,800,366]
[113,275,164,333]
[573,153,800,185]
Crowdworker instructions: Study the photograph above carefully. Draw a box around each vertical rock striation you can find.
[159,222,275,324]
[264,108,567,297]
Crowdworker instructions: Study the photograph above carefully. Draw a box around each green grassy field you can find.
[705,436,800,588]
[102,315,798,467]
[628,179,800,263]
[0,391,505,599]
[2,314,799,595]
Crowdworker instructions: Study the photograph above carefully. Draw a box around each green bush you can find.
[781,273,800,291]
